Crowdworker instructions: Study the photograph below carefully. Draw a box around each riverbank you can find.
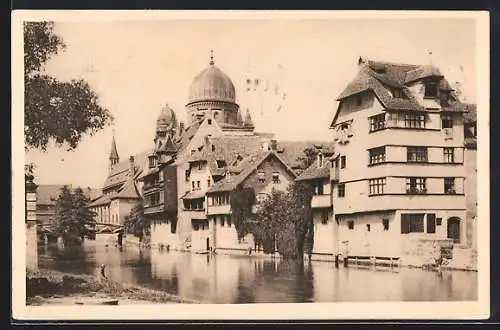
[26,269,199,305]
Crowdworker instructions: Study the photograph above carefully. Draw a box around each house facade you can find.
[89,136,148,227]
[323,57,470,262]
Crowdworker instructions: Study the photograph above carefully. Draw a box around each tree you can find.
[251,182,314,259]
[123,201,150,241]
[24,21,113,151]
[229,187,256,241]
[53,186,96,244]
[296,147,319,169]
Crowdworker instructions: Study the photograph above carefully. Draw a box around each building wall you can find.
[464,148,477,248]
[174,118,224,250]
[312,208,337,254]
[211,215,254,251]
[150,218,180,249]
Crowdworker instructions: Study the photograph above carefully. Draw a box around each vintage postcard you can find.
[12,10,490,320]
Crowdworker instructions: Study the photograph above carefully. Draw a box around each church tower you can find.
[153,104,178,164]
[109,133,119,170]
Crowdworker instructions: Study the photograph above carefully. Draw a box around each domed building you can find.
[186,54,239,126]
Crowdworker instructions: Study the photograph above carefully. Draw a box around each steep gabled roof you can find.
[112,178,141,200]
[103,150,152,190]
[206,151,297,194]
[275,141,335,170]
[295,159,332,182]
[36,185,68,205]
[89,194,111,207]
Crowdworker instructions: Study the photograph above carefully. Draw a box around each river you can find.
[37,237,477,303]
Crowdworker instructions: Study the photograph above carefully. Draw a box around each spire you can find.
[209,49,214,66]
[109,130,119,168]
[236,108,244,126]
[244,108,255,128]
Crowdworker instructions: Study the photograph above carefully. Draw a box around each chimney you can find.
[129,156,135,176]
[270,139,277,151]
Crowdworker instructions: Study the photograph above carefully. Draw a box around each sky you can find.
[23,16,478,189]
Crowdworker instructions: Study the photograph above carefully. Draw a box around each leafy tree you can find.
[24,21,113,151]
[123,202,150,241]
[53,186,96,244]
[251,182,314,259]
[229,187,256,240]
[296,147,319,169]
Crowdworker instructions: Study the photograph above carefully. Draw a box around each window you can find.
[369,147,386,165]
[220,216,225,227]
[321,209,329,224]
[436,218,443,226]
[424,81,438,98]
[347,220,354,230]
[356,95,362,106]
[198,162,203,170]
[401,213,425,233]
[313,183,324,196]
[369,113,386,132]
[207,178,211,187]
[404,113,426,128]
[340,156,346,169]
[208,119,212,125]
[216,160,226,168]
[185,169,190,181]
[443,147,455,163]
[191,181,195,190]
[427,214,436,234]
[391,88,405,99]
[369,178,386,195]
[196,181,201,189]
[272,172,280,184]
[317,153,324,167]
[406,177,427,194]
[444,177,456,194]
[338,183,345,197]
[211,145,216,152]
[441,115,453,129]
[382,218,389,231]
[366,224,371,232]
[227,217,232,227]
[258,171,265,183]
[407,147,428,162]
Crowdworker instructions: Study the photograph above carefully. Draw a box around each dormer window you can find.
[216,160,226,168]
[356,95,362,106]
[391,88,405,99]
[424,81,438,98]
[317,153,324,168]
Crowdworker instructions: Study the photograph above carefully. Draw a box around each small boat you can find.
[75,299,119,305]
[98,300,119,305]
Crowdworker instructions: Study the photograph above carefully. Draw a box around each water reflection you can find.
[37,239,477,303]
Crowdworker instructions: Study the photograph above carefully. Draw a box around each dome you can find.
[188,60,236,104]
[156,104,177,132]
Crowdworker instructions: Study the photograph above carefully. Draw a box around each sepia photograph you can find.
[12,10,489,320]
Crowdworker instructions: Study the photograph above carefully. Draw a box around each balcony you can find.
[311,194,332,208]
[144,203,164,215]
[183,209,207,220]
[207,204,231,215]
[330,167,339,181]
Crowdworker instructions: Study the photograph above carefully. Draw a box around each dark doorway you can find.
[206,237,210,251]
[447,217,461,244]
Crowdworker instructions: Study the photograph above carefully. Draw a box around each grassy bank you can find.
[26,269,199,305]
